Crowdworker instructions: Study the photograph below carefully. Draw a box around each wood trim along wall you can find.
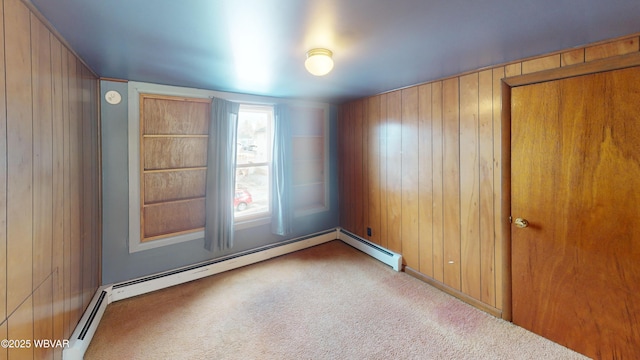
[100,77,128,83]
[405,267,502,318]
[500,80,512,321]
[504,52,640,87]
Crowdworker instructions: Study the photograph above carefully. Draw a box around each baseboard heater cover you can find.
[110,229,337,302]
[64,227,400,359]
[63,287,110,360]
[338,228,402,271]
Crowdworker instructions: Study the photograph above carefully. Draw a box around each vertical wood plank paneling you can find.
[342,105,353,231]
[344,103,354,233]
[585,37,639,62]
[90,68,100,295]
[84,65,94,299]
[81,65,93,310]
[367,96,382,245]
[60,46,72,338]
[353,101,366,237]
[90,68,99,292]
[431,82,445,282]
[562,49,585,66]
[361,100,369,239]
[479,69,496,307]
[459,73,481,299]
[68,54,83,325]
[442,78,461,290]
[31,15,55,359]
[5,0,33,315]
[521,54,561,74]
[341,104,350,231]
[347,103,356,234]
[33,277,54,360]
[32,13,54,289]
[493,67,506,311]
[0,0,7,324]
[7,297,33,360]
[337,106,342,224]
[418,84,433,277]
[505,63,522,77]
[378,94,389,249]
[401,88,419,269]
[1,1,100,351]
[0,320,7,360]
[338,32,640,315]
[349,103,357,234]
[50,35,65,358]
[338,106,345,228]
[386,90,402,253]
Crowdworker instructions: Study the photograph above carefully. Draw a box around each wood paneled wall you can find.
[0,0,101,358]
[338,34,640,314]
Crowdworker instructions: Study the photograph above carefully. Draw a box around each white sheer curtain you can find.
[204,98,240,251]
[271,104,293,236]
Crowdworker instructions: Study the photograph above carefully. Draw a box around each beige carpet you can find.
[86,241,588,359]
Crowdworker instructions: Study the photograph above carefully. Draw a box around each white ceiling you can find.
[30,0,640,103]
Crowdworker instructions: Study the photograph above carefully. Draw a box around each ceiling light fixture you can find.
[305,48,334,76]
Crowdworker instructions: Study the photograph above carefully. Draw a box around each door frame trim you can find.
[499,52,640,321]
[505,52,640,87]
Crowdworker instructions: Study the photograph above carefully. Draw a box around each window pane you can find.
[237,110,270,165]
[235,105,273,221]
[235,166,269,217]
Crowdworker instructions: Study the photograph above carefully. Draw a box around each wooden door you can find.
[511,66,640,359]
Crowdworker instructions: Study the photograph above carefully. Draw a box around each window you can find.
[127,81,331,252]
[235,105,273,221]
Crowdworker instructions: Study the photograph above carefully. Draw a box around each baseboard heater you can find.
[338,228,402,271]
[64,288,110,360]
[110,229,338,302]
[63,227,401,359]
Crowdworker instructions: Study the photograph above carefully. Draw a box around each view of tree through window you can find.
[235,105,273,219]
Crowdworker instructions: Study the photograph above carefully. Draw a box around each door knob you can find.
[514,218,529,228]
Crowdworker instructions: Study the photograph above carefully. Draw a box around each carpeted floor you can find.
[85,240,588,359]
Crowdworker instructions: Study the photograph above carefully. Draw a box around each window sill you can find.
[295,205,329,218]
[130,230,205,253]
[234,215,271,231]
